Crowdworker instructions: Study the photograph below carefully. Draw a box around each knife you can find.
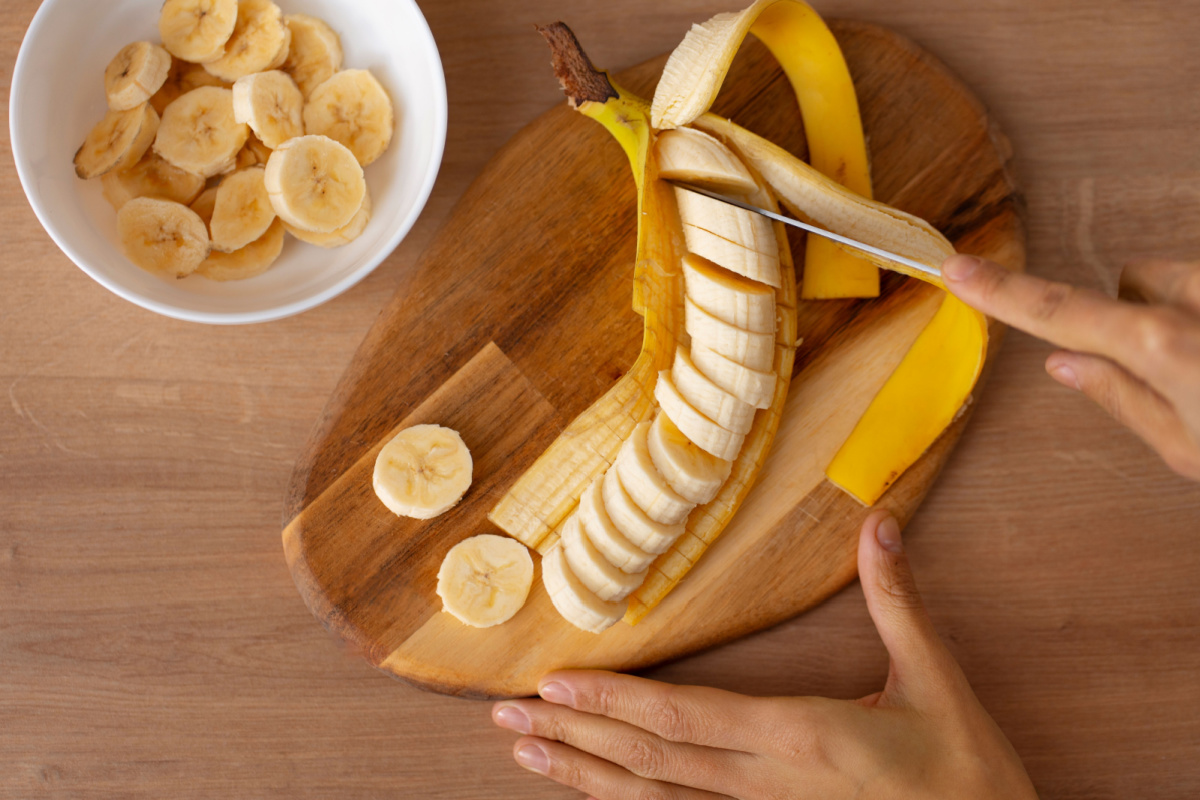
[666,181,940,278]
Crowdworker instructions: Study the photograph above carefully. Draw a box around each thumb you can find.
[858,510,956,701]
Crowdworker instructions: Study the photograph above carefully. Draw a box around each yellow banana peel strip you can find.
[652,0,879,299]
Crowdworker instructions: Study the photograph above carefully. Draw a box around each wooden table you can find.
[2,0,1197,796]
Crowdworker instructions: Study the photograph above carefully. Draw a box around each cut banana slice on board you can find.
[656,127,757,196]
[232,70,303,149]
[646,412,732,505]
[655,371,745,461]
[196,217,284,281]
[159,0,238,64]
[684,297,775,372]
[682,253,776,334]
[117,197,211,278]
[303,69,395,167]
[154,86,249,178]
[601,467,683,555]
[264,135,365,233]
[575,477,656,574]
[373,424,473,520]
[101,151,206,210]
[561,514,647,602]
[672,347,756,435]
[282,14,343,97]
[105,42,172,112]
[436,534,533,629]
[209,166,275,252]
[690,343,777,409]
[613,421,694,525]
[74,104,160,180]
[284,188,372,248]
[203,0,291,82]
[542,543,626,634]
[676,187,781,287]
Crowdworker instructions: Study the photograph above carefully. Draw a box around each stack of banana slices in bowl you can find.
[73,0,394,282]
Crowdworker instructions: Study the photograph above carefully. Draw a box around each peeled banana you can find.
[203,0,291,83]
[645,412,731,505]
[436,534,533,628]
[154,86,249,178]
[613,421,693,525]
[116,197,211,278]
[561,514,646,602]
[284,188,372,248]
[282,14,343,97]
[373,424,473,520]
[208,166,275,252]
[74,104,160,180]
[101,151,206,210]
[105,42,172,112]
[264,135,365,233]
[542,543,627,634]
[303,69,395,167]
[196,217,285,281]
[159,0,238,64]
[232,70,303,149]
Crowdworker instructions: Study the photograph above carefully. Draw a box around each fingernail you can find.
[942,255,982,281]
[493,705,531,734]
[539,681,573,706]
[1047,363,1080,390]
[516,744,549,775]
[875,514,903,554]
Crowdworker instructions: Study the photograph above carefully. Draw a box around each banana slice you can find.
[203,0,290,82]
[284,188,371,248]
[282,14,343,97]
[675,187,780,287]
[672,347,755,435]
[209,166,275,252]
[373,424,473,520]
[303,69,394,167]
[159,0,238,64]
[656,127,757,195]
[264,134,365,233]
[685,297,774,372]
[105,42,172,112]
[234,135,272,169]
[576,477,656,574]
[436,534,533,629]
[614,421,694,525]
[153,60,232,114]
[74,104,160,180]
[116,197,210,278]
[646,412,731,505]
[654,371,745,461]
[683,253,776,333]
[601,467,683,555]
[154,86,249,178]
[690,343,777,409]
[231,70,303,148]
[189,186,219,225]
[101,151,206,210]
[561,514,646,602]
[542,543,626,634]
[196,217,284,281]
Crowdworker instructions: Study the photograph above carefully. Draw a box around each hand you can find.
[943,255,1200,481]
[492,511,1038,799]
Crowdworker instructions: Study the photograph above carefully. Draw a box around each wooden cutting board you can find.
[281,21,1024,699]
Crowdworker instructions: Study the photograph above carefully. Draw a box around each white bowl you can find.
[11,0,446,324]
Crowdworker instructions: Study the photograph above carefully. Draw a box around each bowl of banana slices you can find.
[11,0,446,324]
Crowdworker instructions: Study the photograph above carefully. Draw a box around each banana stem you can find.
[536,23,618,107]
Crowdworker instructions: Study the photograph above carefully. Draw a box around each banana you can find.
[263,134,365,233]
[74,104,160,180]
[282,14,343,98]
[561,514,646,602]
[656,127,757,195]
[646,412,731,505]
[101,150,206,210]
[153,86,249,178]
[601,467,683,555]
[690,343,777,409]
[542,542,626,634]
[153,60,232,114]
[672,347,755,435]
[209,166,275,252]
[196,217,284,281]
[436,534,533,629]
[234,135,272,169]
[190,186,219,224]
[373,424,473,520]
[159,0,238,64]
[231,70,303,148]
[284,187,371,248]
[682,253,776,334]
[105,42,172,112]
[303,69,394,167]
[576,477,656,574]
[613,421,693,525]
[675,186,780,287]
[116,197,211,278]
[684,297,774,371]
[202,0,291,83]
[654,371,745,461]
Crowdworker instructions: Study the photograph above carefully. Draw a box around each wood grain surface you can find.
[282,23,1022,699]
[2,1,1198,797]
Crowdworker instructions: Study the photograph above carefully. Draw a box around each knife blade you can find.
[666,181,940,278]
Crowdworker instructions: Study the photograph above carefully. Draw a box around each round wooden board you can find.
[281,21,1025,699]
